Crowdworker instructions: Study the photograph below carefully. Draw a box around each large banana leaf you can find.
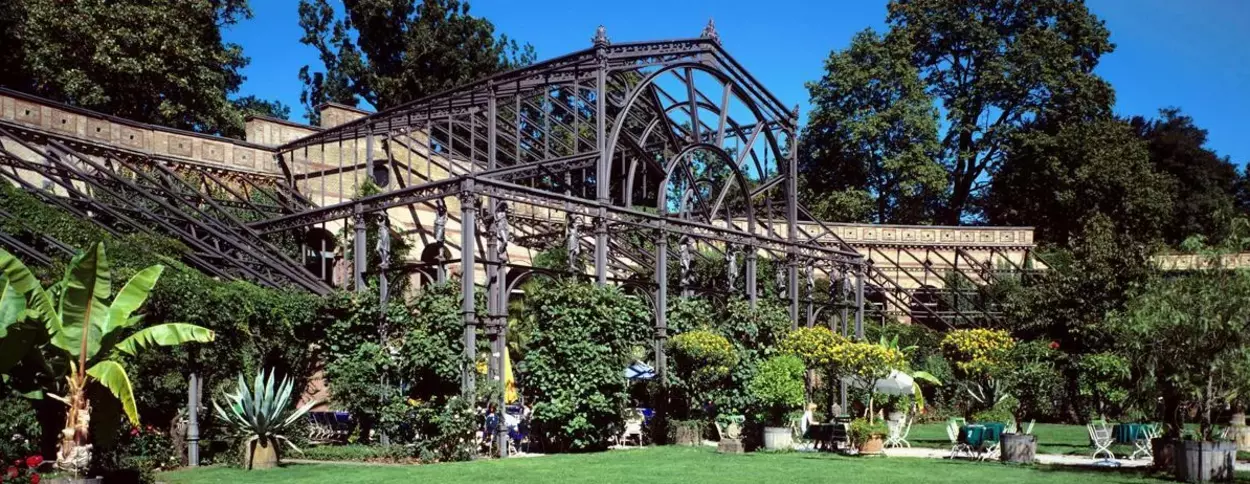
[0,248,57,332]
[0,279,25,338]
[113,323,215,357]
[54,244,111,358]
[100,265,164,339]
[87,360,138,425]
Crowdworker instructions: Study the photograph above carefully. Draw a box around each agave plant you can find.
[214,368,319,469]
[0,243,215,474]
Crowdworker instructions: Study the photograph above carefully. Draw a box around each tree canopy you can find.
[297,0,535,123]
[799,29,944,224]
[0,0,288,139]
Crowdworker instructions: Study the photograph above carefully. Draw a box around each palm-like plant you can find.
[214,368,319,469]
[0,243,215,473]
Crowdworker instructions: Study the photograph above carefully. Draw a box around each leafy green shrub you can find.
[671,330,738,386]
[749,355,806,426]
[971,395,1018,424]
[301,444,412,462]
[666,297,715,334]
[90,425,178,484]
[1004,341,1065,422]
[523,281,648,452]
[849,417,887,446]
[779,326,847,367]
[1075,352,1131,419]
[0,394,40,460]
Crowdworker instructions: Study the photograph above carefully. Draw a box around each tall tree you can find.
[985,118,1173,247]
[1130,108,1240,246]
[885,0,1116,223]
[0,0,281,138]
[297,0,535,123]
[800,30,944,224]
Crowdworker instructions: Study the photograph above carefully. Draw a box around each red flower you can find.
[130,427,141,437]
[7,466,18,478]
[25,456,41,469]
[1048,341,1059,350]
[31,474,40,484]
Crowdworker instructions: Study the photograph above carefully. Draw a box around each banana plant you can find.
[214,368,319,469]
[0,243,214,473]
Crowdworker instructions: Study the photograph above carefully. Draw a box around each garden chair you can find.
[1024,419,1035,435]
[1087,422,1115,460]
[617,409,645,448]
[790,418,815,451]
[1131,424,1158,461]
[885,413,912,449]
[947,419,971,459]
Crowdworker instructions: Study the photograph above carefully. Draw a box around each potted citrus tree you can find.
[1111,254,1250,482]
[668,328,739,446]
[749,354,805,450]
[830,341,904,454]
[849,418,888,455]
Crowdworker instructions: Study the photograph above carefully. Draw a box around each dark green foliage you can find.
[403,283,470,401]
[300,443,412,462]
[1003,341,1065,422]
[90,425,178,484]
[522,281,648,451]
[0,393,40,459]
[1131,108,1241,246]
[0,0,286,138]
[296,0,535,122]
[885,0,1116,223]
[800,29,943,224]
[986,118,1174,247]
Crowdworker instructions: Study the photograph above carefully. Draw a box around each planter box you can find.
[762,426,793,450]
[674,425,702,446]
[1173,440,1236,482]
[717,438,744,454]
[1000,433,1037,464]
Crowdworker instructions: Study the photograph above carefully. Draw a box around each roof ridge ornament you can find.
[593,25,610,48]
[701,18,720,45]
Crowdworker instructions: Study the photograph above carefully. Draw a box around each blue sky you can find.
[227,0,1249,164]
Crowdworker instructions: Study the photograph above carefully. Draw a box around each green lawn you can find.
[907,422,1137,457]
[160,446,1194,484]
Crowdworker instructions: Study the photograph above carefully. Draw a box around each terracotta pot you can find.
[245,437,281,470]
[857,435,885,455]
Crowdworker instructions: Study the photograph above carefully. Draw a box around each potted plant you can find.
[1111,237,1250,482]
[849,418,887,455]
[0,244,214,479]
[214,368,319,469]
[749,355,805,450]
[668,329,739,446]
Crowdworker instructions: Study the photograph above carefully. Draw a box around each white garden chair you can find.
[885,413,912,448]
[947,419,971,459]
[1087,422,1115,460]
[1131,424,1158,461]
[617,409,645,447]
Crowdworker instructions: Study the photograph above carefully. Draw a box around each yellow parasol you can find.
[503,347,518,403]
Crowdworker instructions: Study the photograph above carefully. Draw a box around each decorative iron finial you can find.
[701,18,720,44]
[593,25,610,47]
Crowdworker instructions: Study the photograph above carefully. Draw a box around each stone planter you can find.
[244,437,281,470]
[1173,440,1236,482]
[674,425,702,446]
[857,435,885,455]
[762,426,793,450]
[1230,413,1250,452]
[1000,433,1037,464]
[717,438,744,454]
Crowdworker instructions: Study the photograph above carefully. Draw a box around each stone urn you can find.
[717,420,744,454]
[763,426,793,450]
[857,435,885,455]
[1174,440,1236,482]
[1000,433,1037,464]
[1230,413,1250,452]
